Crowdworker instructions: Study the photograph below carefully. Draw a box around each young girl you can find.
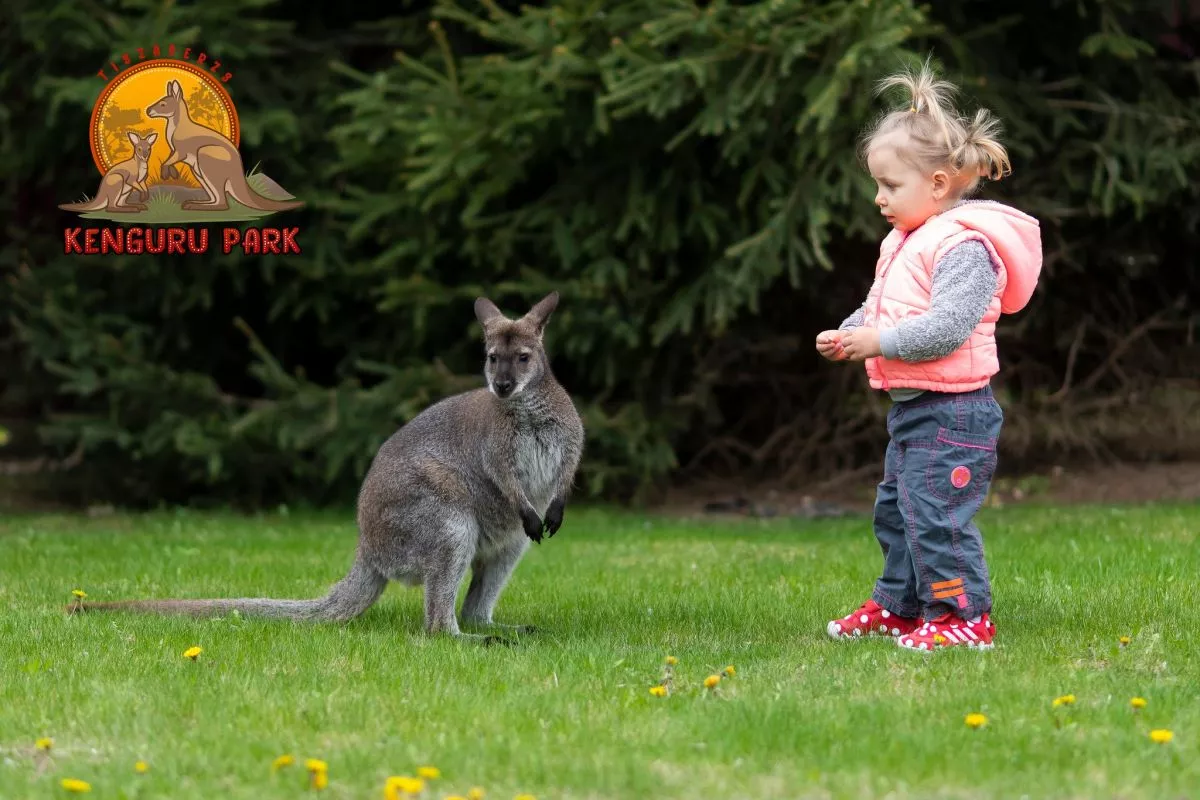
[818,64,1042,651]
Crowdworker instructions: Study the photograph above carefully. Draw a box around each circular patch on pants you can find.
[950,465,972,488]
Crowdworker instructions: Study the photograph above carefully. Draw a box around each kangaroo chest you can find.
[513,427,564,509]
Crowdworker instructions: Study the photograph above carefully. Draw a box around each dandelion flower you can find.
[60,778,91,793]
[36,737,53,751]
[665,656,677,666]
[134,761,149,774]
[272,754,295,771]
[418,766,441,780]
[305,759,328,773]
[468,789,485,800]
[723,665,736,677]
[704,675,721,689]
[649,685,667,697]
[446,796,467,800]
[1119,635,1131,646]
[1131,697,1147,710]
[311,770,329,789]
[1052,694,1076,707]
[182,646,202,660]
[964,713,987,729]
[1149,729,1174,744]
[72,589,87,599]
[385,776,425,797]
[514,795,536,800]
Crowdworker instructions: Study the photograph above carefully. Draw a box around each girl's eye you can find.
[488,354,497,363]
[518,354,529,363]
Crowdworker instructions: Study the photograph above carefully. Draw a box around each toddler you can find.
[818,63,1043,651]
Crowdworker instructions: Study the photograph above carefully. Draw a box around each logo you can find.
[59,45,302,256]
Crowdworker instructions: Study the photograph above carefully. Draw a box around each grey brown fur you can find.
[69,292,585,639]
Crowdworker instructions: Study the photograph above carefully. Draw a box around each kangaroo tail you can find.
[224,173,304,212]
[67,558,387,623]
[58,196,106,212]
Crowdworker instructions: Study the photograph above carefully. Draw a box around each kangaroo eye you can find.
[518,354,529,363]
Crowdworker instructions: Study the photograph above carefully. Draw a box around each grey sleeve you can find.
[878,240,999,363]
[838,302,866,331]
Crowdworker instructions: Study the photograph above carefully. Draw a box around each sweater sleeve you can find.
[838,302,866,331]
[878,239,999,363]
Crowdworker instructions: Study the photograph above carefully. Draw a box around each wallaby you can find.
[145,79,303,213]
[70,292,585,640]
[58,131,156,214]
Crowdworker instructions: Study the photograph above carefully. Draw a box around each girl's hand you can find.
[815,330,846,361]
[839,327,882,361]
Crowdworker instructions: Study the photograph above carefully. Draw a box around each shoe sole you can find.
[896,640,995,652]
[826,620,912,641]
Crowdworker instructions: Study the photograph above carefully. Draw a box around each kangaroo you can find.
[69,292,585,640]
[58,131,156,214]
[145,79,303,213]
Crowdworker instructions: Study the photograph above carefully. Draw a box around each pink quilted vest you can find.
[861,200,1043,393]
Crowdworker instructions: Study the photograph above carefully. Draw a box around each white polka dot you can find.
[860,614,869,624]
[929,625,937,632]
[920,643,929,650]
[852,629,861,636]
[834,623,842,632]
[892,627,900,636]
[879,624,888,632]
[881,609,891,618]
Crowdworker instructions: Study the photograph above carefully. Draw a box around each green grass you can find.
[73,173,284,223]
[1,503,1197,799]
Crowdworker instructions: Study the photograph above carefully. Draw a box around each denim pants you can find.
[870,386,1003,621]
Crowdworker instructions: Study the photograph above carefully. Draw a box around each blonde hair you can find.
[861,61,1012,198]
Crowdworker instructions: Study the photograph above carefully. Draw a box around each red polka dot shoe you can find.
[897,612,996,651]
[826,599,920,640]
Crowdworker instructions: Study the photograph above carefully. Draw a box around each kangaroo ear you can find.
[128,131,140,146]
[145,132,158,145]
[474,297,504,328]
[523,291,559,335]
[169,80,182,98]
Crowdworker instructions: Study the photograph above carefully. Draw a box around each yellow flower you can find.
[649,685,667,697]
[1149,729,1174,744]
[311,770,329,789]
[665,655,677,666]
[72,589,87,599]
[1119,635,1132,646]
[60,778,92,793]
[418,765,441,780]
[468,789,485,800]
[305,759,328,773]
[965,713,987,729]
[514,795,537,800]
[446,796,467,800]
[36,737,53,750]
[1131,697,1147,709]
[272,754,295,770]
[134,760,149,773]
[1052,694,1076,707]
[704,674,721,689]
[723,665,736,677]
[385,776,425,797]
[933,633,947,645]
[182,646,202,660]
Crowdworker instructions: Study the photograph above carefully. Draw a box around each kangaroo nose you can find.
[494,379,514,396]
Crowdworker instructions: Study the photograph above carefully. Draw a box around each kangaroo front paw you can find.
[544,498,565,537]
[520,504,544,543]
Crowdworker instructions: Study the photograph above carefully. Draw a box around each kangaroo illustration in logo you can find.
[58,131,157,214]
[146,79,303,213]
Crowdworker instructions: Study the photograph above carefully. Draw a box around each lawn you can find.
[0,502,1196,799]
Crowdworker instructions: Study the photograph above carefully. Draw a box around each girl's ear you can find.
[930,169,951,201]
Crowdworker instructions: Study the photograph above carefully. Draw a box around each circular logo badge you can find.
[950,465,972,489]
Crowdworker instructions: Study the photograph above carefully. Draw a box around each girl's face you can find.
[867,133,950,232]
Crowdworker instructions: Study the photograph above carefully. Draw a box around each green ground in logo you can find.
[73,172,295,223]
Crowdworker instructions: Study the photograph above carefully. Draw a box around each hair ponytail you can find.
[862,60,1012,197]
